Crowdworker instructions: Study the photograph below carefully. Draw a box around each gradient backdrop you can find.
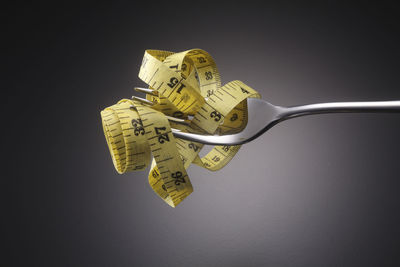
[5,2,400,266]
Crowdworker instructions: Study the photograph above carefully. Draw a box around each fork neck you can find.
[278,100,400,121]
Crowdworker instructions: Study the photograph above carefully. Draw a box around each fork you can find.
[133,87,400,145]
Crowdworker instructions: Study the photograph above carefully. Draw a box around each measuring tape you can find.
[101,49,260,207]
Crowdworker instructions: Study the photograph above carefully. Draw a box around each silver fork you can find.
[133,87,400,145]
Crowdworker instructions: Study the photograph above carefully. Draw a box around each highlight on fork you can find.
[100,49,260,207]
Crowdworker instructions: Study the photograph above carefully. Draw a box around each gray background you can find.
[5,1,400,266]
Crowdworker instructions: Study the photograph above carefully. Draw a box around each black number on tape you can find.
[152,169,159,178]
[210,111,222,122]
[205,71,213,80]
[197,57,206,63]
[230,113,238,121]
[222,146,230,152]
[131,119,145,136]
[176,83,186,94]
[207,89,214,97]
[181,63,187,72]
[188,143,199,152]
[240,87,250,94]
[212,156,220,162]
[171,171,186,185]
[167,77,179,88]
[154,126,170,143]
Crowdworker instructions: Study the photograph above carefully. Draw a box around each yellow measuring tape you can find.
[101,49,261,207]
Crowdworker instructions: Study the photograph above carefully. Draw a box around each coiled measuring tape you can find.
[101,49,260,207]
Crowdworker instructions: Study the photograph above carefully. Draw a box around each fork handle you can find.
[280,101,400,120]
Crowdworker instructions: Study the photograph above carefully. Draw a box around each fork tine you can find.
[166,116,191,126]
[134,87,158,96]
[131,96,155,106]
[130,96,191,125]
